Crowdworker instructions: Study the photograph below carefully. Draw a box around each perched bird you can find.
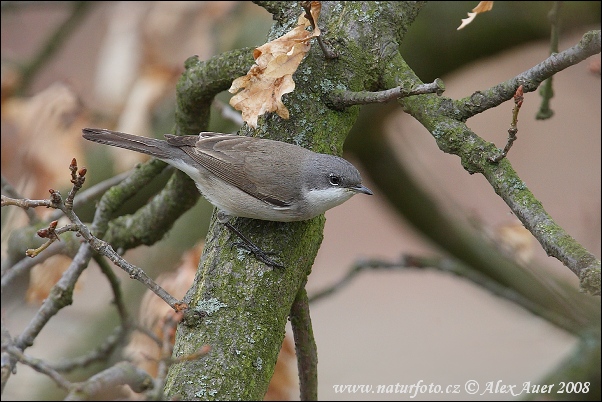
[82,128,372,266]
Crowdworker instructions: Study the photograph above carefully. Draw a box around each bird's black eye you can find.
[329,174,341,186]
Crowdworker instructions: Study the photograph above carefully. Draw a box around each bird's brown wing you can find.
[165,133,301,208]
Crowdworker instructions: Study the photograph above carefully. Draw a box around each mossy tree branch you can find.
[164,2,426,400]
[377,34,601,295]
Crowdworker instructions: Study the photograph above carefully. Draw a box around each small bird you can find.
[82,128,372,266]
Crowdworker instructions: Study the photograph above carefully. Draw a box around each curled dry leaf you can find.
[457,1,494,30]
[229,1,321,128]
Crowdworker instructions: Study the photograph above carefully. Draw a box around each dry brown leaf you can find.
[229,2,321,128]
[457,1,494,30]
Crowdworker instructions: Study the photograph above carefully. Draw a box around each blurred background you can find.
[1,2,600,400]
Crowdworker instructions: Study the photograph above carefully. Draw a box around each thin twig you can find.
[454,30,600,119]
[1,241,66,288]
[2,158,184,311]
[300,1,337,59]
[49,326,128,373]
[49,169,131,222]
[489,85,524,162]
[1,194,54,209]
[51,160,184,310]
[309,255,584,334]
[329,79,445,110]
[309,259,399,304]
[25,221,79,258]
[1,175,40,224]
[5,345,73,390]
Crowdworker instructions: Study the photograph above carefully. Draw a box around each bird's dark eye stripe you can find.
[329,174,341,185]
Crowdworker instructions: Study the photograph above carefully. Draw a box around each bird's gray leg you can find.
[217,210,284,269]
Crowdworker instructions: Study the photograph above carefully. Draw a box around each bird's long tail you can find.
[82,128,175,159]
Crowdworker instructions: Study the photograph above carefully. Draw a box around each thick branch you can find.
[164,3,430,399]
[380,37,600,295]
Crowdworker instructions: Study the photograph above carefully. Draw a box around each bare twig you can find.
[454,30,601,119]
[489,85,524,162]
[5,344,72,390]
[49,169,131,222]
[25,221,79,258]
[1,175,39,224]
[310,255,586,334]
[309,259,401,304]
[65,158,87,210]
[1,241,67,288]
[329,79,445,110]
[27,160,184,310]
[84,236,183,310]
[49,326,128,373]
[3,160,184,344]
[300,1,337,59]
[1,194,54,210]
[2,159,188,393]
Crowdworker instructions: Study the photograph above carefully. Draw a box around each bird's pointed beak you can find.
[351,185,373,195]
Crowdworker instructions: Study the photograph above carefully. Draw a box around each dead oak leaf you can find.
[457,1,494,30]
[229,2,321,128]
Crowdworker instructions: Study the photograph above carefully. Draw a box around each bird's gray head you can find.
[301,153,372,215]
